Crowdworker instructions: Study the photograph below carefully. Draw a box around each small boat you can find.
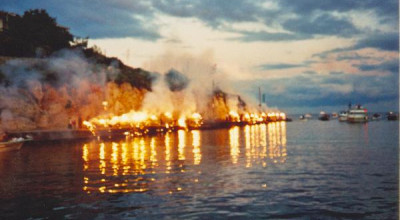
[299,115,307,121]
[347,105,368,123]
[371,113,381,120]
[0,137,31,153]
[338,111,348,122]
[318,111,330,121]
[331,112,338,119]
[387,112,398,121]
[304,113,312,119]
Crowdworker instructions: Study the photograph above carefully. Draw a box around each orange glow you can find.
[229,126,240,164]
[192,130,201,165]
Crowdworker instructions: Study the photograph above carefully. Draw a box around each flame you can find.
[178,116,187,128]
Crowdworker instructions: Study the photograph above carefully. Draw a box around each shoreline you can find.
[8,120,289,142]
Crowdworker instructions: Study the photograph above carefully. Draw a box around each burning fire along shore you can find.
[82,106,287,137]
[81,52,289,138]
[0,50,288,140]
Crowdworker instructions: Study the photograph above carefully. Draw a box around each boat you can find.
[371,113,381,120]
[338,111,348,122]
[299,115,307,121]
[318,111,330,121]
[0,137,31,152]
[347,105,368,123]
[387,112,398,121]
[331,112,338,119]
[304,113,312,119]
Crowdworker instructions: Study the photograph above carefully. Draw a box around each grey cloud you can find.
[278,0,398,22]
[233,31,310,42]
[152,0,263,28]
[0,0,161,40]
[336,53,372,61]
[235,71,398,109]
[283,13,359,37]
[259,63,306,70]
[353,32,399,51]
[354,59,399,73]
[313,32,399,59]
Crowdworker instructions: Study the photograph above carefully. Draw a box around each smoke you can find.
[0,49,145,131]
[0,49,275,132]
[141,50,269,121]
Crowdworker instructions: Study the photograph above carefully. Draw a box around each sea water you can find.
[0,120,398,219]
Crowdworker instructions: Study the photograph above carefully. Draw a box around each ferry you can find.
[347,105,368,123]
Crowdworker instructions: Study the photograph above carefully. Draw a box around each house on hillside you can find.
[0,11,17,32]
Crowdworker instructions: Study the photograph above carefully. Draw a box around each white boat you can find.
[299,115,307,121]
[0,137,30,152]
[347,105,368,123]
[338,111,348,122]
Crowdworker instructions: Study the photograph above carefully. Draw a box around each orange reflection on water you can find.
[267,122,287,163]
[81,123,287,194]
[229,126,240,164]
[165,133,172,173]
[192,130,201,165]
[150,137,157,168]
[235,123,287,167]
[178,130,186,161]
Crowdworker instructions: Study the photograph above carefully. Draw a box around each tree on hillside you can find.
[0,9,73,57]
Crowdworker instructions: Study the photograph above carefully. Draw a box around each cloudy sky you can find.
[2,0,399,113]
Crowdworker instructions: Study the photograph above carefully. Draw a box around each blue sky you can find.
[1,0,398,113]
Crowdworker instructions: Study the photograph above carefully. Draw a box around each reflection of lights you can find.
[121,142,129,175]
[192,130,201,165]
[82,144,89,162]
[229,126,240,164]
[178,130,186,161]
[280,122,287,156]
[150,137,157,167]
[165,133,171,173]
[81,123,288,195]
[111,142,119,176]
[244,125,251,167]
[83,144,89,170]
[99,143,106,175]
[260,124,267,159]
[139,139,146,170]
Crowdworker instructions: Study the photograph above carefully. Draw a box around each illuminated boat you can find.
[0,137,30,152]
[318,111,330,121]
[387,112,398,121]
[338,111,348,122]
[347,105,368,123]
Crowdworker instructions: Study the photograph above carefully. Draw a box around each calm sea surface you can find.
[0,120,398,219]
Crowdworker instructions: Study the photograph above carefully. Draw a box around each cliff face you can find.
[0,49,150,131]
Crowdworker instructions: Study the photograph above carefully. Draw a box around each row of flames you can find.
[82,102,286,136]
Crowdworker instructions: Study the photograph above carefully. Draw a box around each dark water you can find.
[0,120,398,219]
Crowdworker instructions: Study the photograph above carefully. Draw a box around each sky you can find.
[1,0,399,114]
